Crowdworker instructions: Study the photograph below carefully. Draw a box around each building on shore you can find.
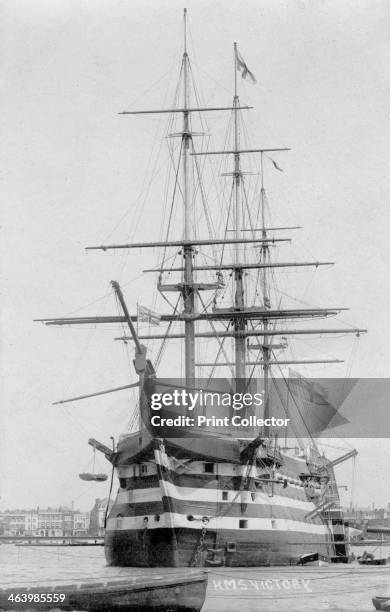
[0,506,90,537]
[0,497,115,538]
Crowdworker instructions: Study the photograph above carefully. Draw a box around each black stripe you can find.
[119,472,307,502]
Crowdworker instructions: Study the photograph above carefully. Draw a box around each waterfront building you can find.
[0,507,90,536]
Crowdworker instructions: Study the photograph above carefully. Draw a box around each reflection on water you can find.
[0,544,134,585]
[1,544,390,611]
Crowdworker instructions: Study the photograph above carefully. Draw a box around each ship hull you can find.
[105,525,332,567]
[103,434,341,567]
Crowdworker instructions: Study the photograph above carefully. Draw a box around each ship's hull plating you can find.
[105,526,332,567]
[104,437,339,567]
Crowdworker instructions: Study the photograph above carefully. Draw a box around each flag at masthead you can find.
[235,48,257,84]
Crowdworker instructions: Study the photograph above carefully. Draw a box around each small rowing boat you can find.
[358,551,388,566]
[297,552,329,567]
[373,596,390,611]
[0,570,208,611]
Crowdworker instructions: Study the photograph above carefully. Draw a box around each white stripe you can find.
[117,488,162,503]
[154,447,176,531]
[116,482,315,511]
[154,448,170,470]
[107,512,329,535]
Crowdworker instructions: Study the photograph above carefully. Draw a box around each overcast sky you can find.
[1,0,390,512]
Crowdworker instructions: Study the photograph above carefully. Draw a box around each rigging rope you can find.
[160,139,184,267]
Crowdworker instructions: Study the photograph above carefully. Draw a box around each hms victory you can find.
[39,10,366,567]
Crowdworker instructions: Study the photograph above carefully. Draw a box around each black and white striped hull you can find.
[104,441,336,567]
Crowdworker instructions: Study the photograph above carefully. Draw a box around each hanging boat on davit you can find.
[79,473,108,482]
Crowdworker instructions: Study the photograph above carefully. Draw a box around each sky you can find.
[1,0,390,512]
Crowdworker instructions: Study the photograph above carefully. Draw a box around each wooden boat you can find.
[373,596,390,611]
[79,472,108,482]
[297,551,329,567]
[0,570,208,611]
[358,552,387,566]
[359,558,387,566]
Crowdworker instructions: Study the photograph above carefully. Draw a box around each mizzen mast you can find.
[260,152,271,429]
[233,43,246,382]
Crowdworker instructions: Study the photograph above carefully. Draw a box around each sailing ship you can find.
[38,10,366,567]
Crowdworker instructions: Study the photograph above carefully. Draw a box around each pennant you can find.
[270,159,283,172]
[137,304,161,325]
[235,48,257,84]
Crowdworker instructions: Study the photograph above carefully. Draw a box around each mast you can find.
[260,152,271,433]
[182,8,195,383]
[233,43,246,382]
[183,9,190,242]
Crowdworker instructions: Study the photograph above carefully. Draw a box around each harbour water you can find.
[1,544,390,611]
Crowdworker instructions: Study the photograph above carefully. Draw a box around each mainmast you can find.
[233,43,246,382]
[181,8,196,384]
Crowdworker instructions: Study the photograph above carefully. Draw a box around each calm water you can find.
[1,544,390,611]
